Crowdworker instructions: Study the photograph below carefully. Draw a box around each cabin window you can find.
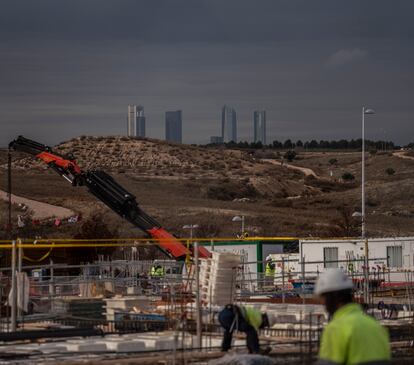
[324,247,338,268]
[387,246,402,267]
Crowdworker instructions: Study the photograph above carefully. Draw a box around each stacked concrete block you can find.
[104,296,151,321]
[53,297,104,319]
[104,339,146,352]
[200,251,241,306]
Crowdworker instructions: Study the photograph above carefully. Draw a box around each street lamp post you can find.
[361,107,375,239]
[183,224,198,242]
[361,106,375,306]
[232,215,245,236]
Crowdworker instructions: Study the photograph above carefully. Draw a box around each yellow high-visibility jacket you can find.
[265,262,275,277]
[239,306,262,330]
[318,303,391,365]
[150,266,165,277]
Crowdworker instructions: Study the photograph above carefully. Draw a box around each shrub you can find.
[284,150,297,162]
[269,198,293,208]
[74,212,119,259]
[342,172,355,181]
[329,158,338,165]
[196,221,222,238]
[329,206,360,237]
[385,168,395,176]
[206,180,259,201]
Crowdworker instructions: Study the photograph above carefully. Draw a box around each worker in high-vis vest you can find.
[264,255,275,287]
[315,269,391,365]
[218,304,270,354]
[150,264,165,277]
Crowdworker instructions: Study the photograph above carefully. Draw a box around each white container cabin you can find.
[299,237,414,284]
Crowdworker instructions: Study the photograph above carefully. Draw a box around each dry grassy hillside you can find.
[7,136,309,199]
[1,137,414,239]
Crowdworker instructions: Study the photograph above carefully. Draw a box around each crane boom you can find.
[9,136,210,259]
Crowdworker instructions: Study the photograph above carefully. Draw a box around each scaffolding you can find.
[0,237,413,364]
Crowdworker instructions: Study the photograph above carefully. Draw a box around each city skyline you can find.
[1,1,414,147]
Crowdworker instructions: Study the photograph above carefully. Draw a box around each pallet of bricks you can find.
[200,251,241,306]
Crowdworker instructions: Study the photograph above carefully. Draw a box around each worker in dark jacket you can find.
[218,304,270,354]
[315,269,391,365]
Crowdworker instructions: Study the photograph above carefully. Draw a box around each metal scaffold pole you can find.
[194,240,202,349]
[17,240,22,321]
[11,240,17,332]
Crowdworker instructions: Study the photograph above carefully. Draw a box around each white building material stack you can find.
[200,251,241,306]
[104,296,151,321]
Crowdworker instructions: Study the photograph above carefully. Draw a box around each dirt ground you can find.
[1,138,414,240]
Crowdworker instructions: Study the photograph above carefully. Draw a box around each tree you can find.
[308,140,319,149]
[284,150,297,162]
[272,140,283,149]
[385,168,395,176]
[250,141,263,149]
[319,140,330,149]
[283,139,293,149]
[342,172,355,181]
[296,140,303,148]
[329,206,361,237]
[74,212,119,260]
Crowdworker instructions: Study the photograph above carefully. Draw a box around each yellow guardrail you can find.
[0,236,299,249]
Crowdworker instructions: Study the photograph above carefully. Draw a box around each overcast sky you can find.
[1,0,413,146]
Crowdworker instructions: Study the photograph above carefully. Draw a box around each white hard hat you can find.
[314,268,353,295]
[266,255,272,261]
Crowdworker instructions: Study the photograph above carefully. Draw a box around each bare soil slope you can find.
[1,137,414,239]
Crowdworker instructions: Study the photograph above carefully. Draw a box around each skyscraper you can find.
[253,110,266,144]
[165,110,182,143]
[221,105,237,143]
[136,105,146,137]
[127,105,146,137]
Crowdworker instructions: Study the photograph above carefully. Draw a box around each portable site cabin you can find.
[201,238,298,277]
[300,237,414,284]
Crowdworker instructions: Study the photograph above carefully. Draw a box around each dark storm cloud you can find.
[0,0,413,146]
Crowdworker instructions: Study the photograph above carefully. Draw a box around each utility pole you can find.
[7,151,12,232]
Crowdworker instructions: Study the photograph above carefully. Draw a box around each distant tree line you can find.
[207,139,402,150]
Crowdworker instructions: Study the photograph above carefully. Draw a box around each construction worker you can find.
[218,304,270,354]
[315,269,391,365]
[150,264,165,278]
[264,255,275,288]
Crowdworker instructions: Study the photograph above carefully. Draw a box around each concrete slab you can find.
[39,344,68,354]
[104,340,146,352]
[65,342,107,352]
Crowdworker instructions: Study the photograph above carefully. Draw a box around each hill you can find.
[1,136,414,239]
